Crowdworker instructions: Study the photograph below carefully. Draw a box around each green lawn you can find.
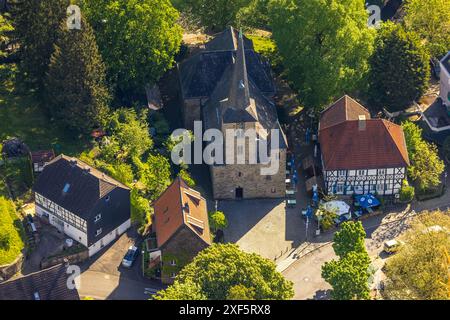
[0,197,25,266]
[0,66,90,156]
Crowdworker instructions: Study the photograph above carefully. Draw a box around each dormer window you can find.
[105,196,110,202]
[94,213,102,223]
[95,228,102,237]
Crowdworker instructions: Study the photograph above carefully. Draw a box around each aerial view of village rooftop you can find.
[0,0,449,310]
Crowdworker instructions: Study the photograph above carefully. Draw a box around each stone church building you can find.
[178,27,287,200]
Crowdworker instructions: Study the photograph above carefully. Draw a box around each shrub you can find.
[400,181,415,202]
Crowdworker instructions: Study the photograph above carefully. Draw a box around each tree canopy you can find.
[322,251,371,300]
[156,243,294,300]
[403,0,450,58]
[45,16,111,133]
[333,221,367,258]
[81,0,182,101]
[10,0,69,91]
[322,221,371,300]
[368,22,430,112]
[208,210,228,232]
[0,13,13,59]
[384,211,450,300]
[402,121,444,192]
[269,0,375,111]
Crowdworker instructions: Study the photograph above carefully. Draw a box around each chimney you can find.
[358,115,366,131]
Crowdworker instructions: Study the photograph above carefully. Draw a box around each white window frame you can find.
[95,228,102,237]
[94,213,102,223]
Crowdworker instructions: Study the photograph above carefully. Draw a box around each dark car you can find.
[122,246,139,268]
[430,58,441,80]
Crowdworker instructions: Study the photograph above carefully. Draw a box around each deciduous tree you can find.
[403,0,450,58]
[269,0,375,110]
[81,0,182,101]
[384,211,450,300]
[322,251,371,300]
[156,243,294,300]
[333,221,367,258]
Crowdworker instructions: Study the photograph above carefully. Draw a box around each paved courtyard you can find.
[220,199,308,261]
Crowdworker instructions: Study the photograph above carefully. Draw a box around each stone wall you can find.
[40,247,89,270]
[210,149,286,199]
[0,253,24,282]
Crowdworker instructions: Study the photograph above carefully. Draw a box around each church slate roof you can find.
[178,27,275,99]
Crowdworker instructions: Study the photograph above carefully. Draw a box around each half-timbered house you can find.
[33,155,131,257]
[318,95,410,196]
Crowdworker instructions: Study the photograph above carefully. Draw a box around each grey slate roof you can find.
[179,28,275,99]
[32,155,129,219]
[203,31,287,149]
[0,264,80,300]
[205,26,254,51]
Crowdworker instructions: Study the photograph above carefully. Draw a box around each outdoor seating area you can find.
[303,193,383,234]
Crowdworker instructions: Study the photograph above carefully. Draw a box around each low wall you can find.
[40,248,89,270]
[0,253,24,282]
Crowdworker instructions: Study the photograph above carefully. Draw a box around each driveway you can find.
[21,223,66,275]
[78,227,163,300]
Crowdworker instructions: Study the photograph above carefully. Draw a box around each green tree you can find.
[130,187,151,228]
[81,0,182,100]
[10,0,69,91]
[236,0,270,30]
[333,221,367,258]
[368,22,430,112]
[322,251,371,300]
[155,280,207,300]
[269,0,375,110]
[156,243,294,300]
[226,284,256,300]
[105,108,153,161]
[402,121,444,192]
[45,16,110,133]
[409,141,444,192]
[0,13,13,59]
[316,205,338,232]
[208,210,228,232]
[133,154,171,201]
[384,211,450,300]
[403,0,450,58]
[183,0,250,31]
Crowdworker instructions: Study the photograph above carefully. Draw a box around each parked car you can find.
[122,245,139,268]
[383,239,403,254]
[430,58,441,80]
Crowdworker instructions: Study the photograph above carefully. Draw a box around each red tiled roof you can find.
[319,95,371,130]
[319,96,409,170]
[30,150,55,163]
[153,177,211,248]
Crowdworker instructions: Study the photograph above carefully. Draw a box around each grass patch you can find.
[0,197,25,266]
[0,65,89,156]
